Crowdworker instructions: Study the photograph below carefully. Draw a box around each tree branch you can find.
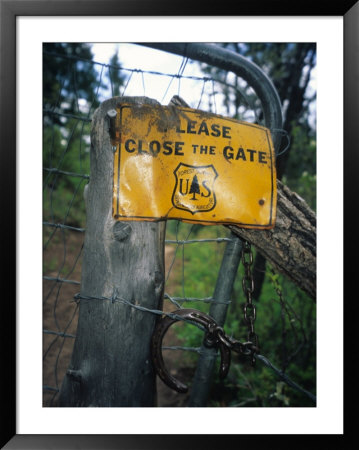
[229,180,316,300]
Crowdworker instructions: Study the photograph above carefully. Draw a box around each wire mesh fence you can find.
[43,43,316,407]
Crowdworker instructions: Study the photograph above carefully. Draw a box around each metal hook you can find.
[270,128,291,157]
[151,309,231,393]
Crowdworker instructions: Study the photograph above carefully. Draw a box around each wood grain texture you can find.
[59,97,166,407]
[229,180,316,300]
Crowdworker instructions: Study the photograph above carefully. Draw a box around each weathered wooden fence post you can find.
[59,96,166,407]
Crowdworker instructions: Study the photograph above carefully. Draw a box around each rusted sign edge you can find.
[112,104,277,229]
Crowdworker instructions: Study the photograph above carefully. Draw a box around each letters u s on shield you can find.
[112,103,277,230]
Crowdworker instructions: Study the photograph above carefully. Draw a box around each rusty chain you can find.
[241,240,259,364]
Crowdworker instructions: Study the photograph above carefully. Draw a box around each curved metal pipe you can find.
[140,43,283,153]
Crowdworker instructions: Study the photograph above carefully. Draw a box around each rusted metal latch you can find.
[151,308,259,393]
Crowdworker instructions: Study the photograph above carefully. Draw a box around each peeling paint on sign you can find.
[112,104,277,229]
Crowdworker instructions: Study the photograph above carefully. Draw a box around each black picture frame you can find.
[1,0,357,448]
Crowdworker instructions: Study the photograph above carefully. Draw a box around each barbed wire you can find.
[44,287,316,403]
[43,49,261,123]
[43,46,313,407]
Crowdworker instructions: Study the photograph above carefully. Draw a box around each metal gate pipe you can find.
[187,232,243,407]
[141,43,283,153]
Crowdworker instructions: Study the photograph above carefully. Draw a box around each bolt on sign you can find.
[111,104,277,229]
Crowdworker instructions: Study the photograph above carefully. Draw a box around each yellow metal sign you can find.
[112,104,276,229]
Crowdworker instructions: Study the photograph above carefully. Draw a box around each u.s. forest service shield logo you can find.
[172,163,218,214]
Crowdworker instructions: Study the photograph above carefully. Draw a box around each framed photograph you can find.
[1,1,356,448]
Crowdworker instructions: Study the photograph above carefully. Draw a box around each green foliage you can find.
[108,49,126,97]
[166,222,227,300]
[282,124,316,210]
[165,224,316,407]
[43,119,91,227]
[43,43,104,121]
[43,43,126,228]
[224,258,316,407]
[200,43,317,208]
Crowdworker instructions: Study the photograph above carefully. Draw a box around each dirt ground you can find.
[43,230,194,407]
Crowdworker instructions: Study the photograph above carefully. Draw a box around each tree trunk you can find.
[59,96,166,407]
[229,180,316,300]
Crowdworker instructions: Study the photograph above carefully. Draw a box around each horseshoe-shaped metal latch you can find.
[151,308,257,393]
